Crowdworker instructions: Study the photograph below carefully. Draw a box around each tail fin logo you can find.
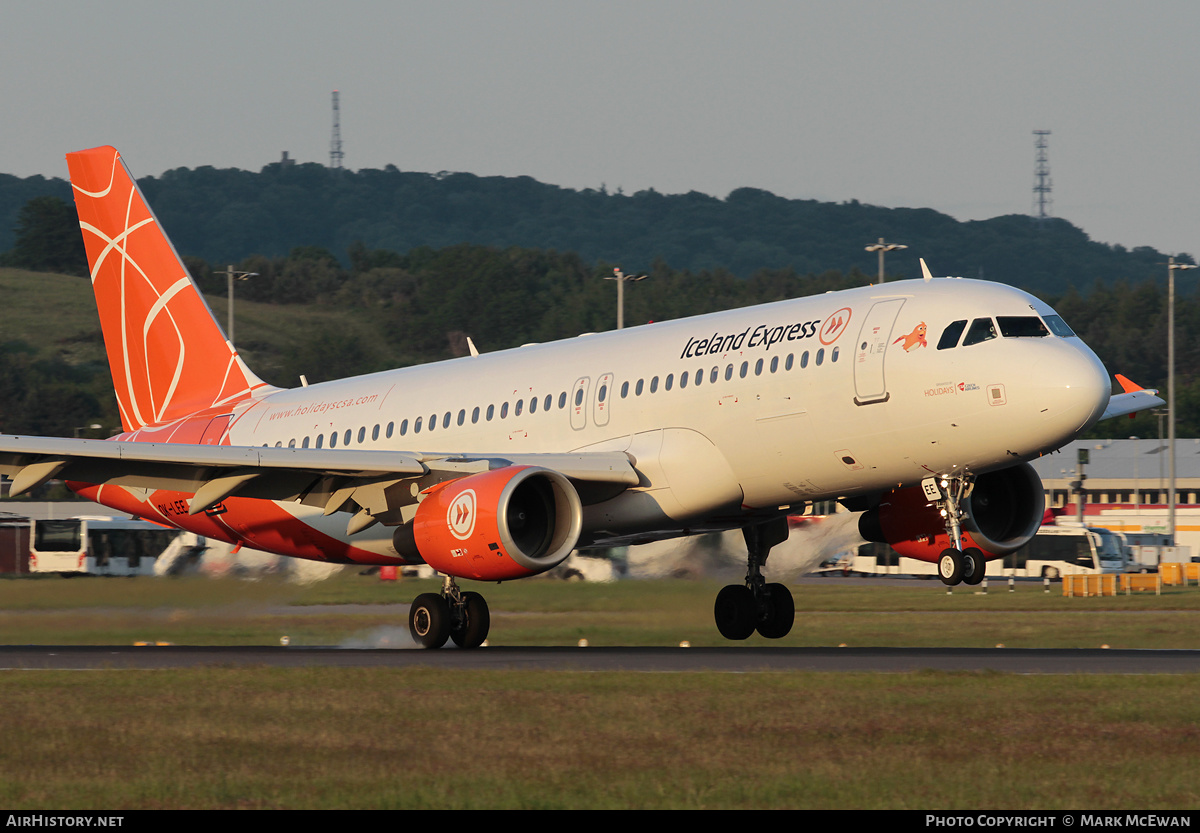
[66,146,268,432]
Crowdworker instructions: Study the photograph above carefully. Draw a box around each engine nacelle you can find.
[857,463,1045,563]
[392,466,583,581]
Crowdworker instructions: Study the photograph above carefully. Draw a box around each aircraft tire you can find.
[938,548,964,586]
[756,583,794,639]
[410,593,451,649]
[961,547,986,586]
[450,592,491,649]
[714,584,756,640]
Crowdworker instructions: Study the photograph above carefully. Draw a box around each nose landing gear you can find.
[925,474,987,587]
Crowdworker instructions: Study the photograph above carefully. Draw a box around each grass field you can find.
[2,573,1199,809]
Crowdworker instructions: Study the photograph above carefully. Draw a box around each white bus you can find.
[29,516,189,576]
[849,524,1128,580]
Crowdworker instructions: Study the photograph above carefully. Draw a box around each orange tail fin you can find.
[66,146,271,432]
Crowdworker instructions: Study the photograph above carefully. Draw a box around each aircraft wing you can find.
[0,434,638,526]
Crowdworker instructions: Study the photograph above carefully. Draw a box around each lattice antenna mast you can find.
[330,90,344,169]
[1032,129,1052,222]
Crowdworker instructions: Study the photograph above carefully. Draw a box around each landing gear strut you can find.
[714,517,795,640]
[925,474,986,587]
[409,575,491,649]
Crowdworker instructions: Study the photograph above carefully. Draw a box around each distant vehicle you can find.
[29,516,187,576]
[849,524,1128,579]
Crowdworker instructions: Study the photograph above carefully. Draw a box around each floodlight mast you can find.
[864,238,907,283]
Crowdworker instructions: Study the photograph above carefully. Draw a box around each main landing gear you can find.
[409,576,491,649]
[713,517,795,640]
[925,474,986,587]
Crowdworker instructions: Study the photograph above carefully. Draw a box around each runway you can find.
[2,645,1199,673]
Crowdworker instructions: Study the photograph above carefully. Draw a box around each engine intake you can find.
[393,466,583,580]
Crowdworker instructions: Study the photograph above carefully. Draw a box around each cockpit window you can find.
[961,317,998,347]
[937,320,968,350]
[1043,314,1076,337]
[997,316,1049,338]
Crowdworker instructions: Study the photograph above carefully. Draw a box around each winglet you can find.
[1114,374,1144,394]
[920,259,933,282]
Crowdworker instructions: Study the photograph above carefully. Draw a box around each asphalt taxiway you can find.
[1,645,1198,673]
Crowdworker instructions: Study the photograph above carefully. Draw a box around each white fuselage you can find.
[198,278,1109,555]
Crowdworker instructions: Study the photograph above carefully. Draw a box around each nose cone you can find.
[1036,340,1111,439]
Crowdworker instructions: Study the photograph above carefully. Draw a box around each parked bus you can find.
[848,524,1128,579]
[29,516,188,576]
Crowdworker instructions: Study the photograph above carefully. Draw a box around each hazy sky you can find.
[3,1,1197,259]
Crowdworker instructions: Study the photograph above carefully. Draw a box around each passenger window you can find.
[399,419,407,436]
[739,361,748,378]
[664,375,672,391]
[962,318,998,346]
[443,412,450,429]
[544,394,552,411]
[331,432,339,448]
[680,371,688,389]
[316,434,324,449]
[937,319,968,350]
[487,404,495,421]
[343,429,351,446]
[816,348,825,366]
[598,385,607,402]
[472,407,480,424]
[528,397,535,414]
[695,369,704,386]
[559,392,567,409]
[621,381,629,398]
[501,402,509,419]
[387,421,394,438]
[575,389,584,406]
[275,441,282,448]
[770,356,779,373]
[415,416,423,433]
[650,376,658,393]
[428,413,437,431]
[302,436,310,448]
[832,346,839,362]
[786,354,794,371]
[724,364,733,381]
[997,316,1049,338]
[372,424,380,441]
[458,409,466,425]
[636,379,644,396]
[710,367,718,384]
[357,427,365,444]
[755,358,763,376]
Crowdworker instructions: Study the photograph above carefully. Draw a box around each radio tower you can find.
[1032,130,1052,222]
[330,90,344,169]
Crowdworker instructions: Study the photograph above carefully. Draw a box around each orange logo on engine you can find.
[447,490,477,540]
[820,307,852,344]
[893,322,927,352]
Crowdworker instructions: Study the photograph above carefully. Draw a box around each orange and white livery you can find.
[0,146,1160,648]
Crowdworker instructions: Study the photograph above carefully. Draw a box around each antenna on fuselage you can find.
[920,259,934,282]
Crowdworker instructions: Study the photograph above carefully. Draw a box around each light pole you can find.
[864,238,907,284]
[222,265,259,348]
[1166,257,1197,546]
[606,267,647,330]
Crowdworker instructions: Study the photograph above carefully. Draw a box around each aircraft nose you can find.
[1036,341,1111,436]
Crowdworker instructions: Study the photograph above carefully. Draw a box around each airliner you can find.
[0,146,1160,648]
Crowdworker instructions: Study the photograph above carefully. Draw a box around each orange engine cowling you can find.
[392,466,583,581]
[857,463,1045,563]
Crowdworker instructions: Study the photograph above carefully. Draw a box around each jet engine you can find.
[857,463,1045,563]
[392,466,583,581]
